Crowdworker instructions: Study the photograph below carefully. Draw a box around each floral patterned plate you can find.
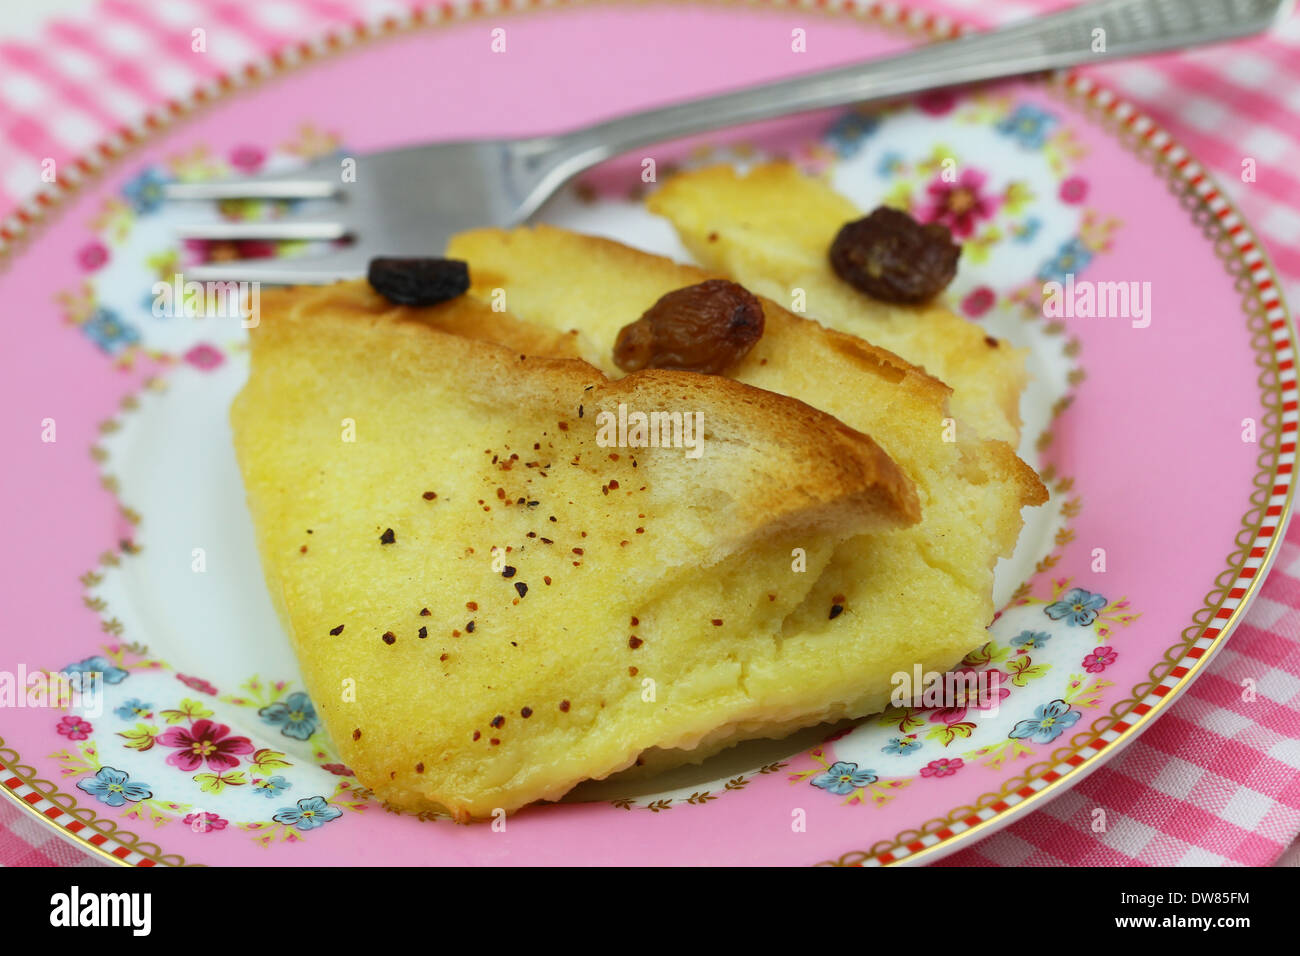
[0,0,1293,866]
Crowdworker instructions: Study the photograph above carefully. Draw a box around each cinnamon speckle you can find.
[521,706,533,718]
[382,631,396,645]
[420,607,430,616]
[422,491,437,500]
[629,635,643,649]
[559,700,570,712]
[711,619,723,626]
[352,728,362,741]
[491,715,505,728]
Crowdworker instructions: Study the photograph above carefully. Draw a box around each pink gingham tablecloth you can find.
[1,0,1299,868]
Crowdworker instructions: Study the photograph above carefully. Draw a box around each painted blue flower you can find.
[827,110,881,158]
[258,691,319,740]
[81,307,141,355]
[1011,630,1052,649]
[996,103,1059,149]
[1038,237,1094,285]
[876,150,905,177]
[62,655,128,688]
[883,736,923,756]
[76,767,151,807]
[810,761,877,795]
[121,166,171,214]
[272,795,342,831]
[1009,699,1081,744]
[113,698,153,720]
[253,775,291,799]
[1045,587,1108,626]
[1012,217,1042,244]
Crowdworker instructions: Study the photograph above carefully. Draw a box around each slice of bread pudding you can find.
[230,285,918,819]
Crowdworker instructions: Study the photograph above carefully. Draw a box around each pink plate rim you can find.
[0,0,1295,867]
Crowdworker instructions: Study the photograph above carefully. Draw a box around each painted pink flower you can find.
[229,145,266,173]
[57,715,93,740]
[928,669,1009,725]
[183,237,277,266]
[183,811,229,833]
[320,763,353,776]
[1059,176,1089,204]
[961,286,996,318]
[916,168,1000,239]
[177,674,217,695]
[78,242,109,271]
[1082,646,1117,674]
[183,343,225,371]
[919,757,964,778]
[917,90,957,116]
[158,719,253,772]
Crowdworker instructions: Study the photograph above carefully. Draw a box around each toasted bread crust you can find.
[255,280,921,533]
[449,224,1046,515]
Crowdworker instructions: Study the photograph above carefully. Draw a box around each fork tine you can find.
[163,179,340,201]
[176,221,351,242]
[185,250,368,285]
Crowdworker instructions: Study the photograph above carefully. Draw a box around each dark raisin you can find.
[829,207,960,305]
[367,257,470,307]
[613,279,764,375]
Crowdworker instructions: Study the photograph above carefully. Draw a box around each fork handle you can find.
[536,0,1289,188]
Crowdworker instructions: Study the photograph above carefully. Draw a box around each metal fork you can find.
[166,0,1293,284]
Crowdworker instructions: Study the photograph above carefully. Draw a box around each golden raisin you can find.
[613,280,764,375]
[829,207,960,304]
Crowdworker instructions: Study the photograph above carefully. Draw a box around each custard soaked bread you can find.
[231,285,919,819]
[647,163,1027,445]
[446,225,1046,767]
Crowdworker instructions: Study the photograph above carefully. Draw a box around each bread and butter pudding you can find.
[231,283,918,819]
[230,165,1046,817]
